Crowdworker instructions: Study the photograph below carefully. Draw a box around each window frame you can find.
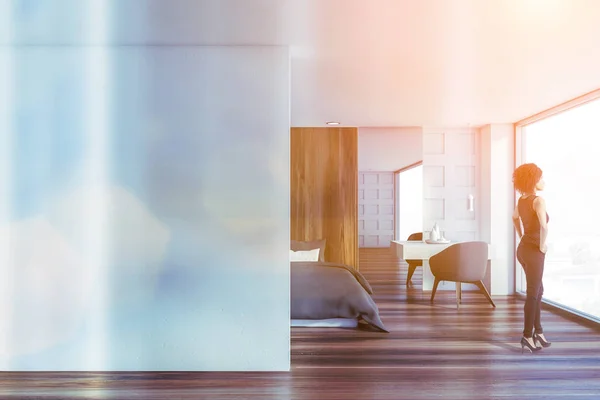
[513,88,600,323]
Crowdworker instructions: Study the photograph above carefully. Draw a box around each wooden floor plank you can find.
[2,247,599,399]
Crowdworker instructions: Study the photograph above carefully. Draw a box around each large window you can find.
[517,96,600,321]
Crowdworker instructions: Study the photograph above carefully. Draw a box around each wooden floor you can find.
[2,248,600,399]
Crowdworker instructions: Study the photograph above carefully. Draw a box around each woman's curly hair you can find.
[513,163,543,194]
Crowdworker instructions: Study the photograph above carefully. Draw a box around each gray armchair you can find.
[429,241,495,308]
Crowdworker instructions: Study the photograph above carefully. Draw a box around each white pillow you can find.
[289,248,320,262]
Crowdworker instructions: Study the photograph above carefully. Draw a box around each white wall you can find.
[479,125,492,243]
[1,2,290,372]
[478,124,515,295]
[422,127,479,241]
[422,127,479,291]
[358,127,422,171]
[421,125,516,295]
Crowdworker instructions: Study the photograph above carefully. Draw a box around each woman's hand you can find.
[540,244,548,254]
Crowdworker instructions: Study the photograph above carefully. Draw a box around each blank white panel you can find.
[423,133,445,154]
[358,174,364,185]
[358,220,365,230]
[455,166,475,187]
[381,205,394,215]
[380,189,393,199]
[365,236,379,246]
[423,166,445,187]
[364,173,379,185]
[358,189,364,199]
[380,173,393,184]
[365,189,379,199]
[365,220,378,230]
[358,236,365,247]
[365,205,379,215]
[380,220,393,230]
[424,198,445,220]
[452,133,475,155]
[422,186,444,198]
[358,205,364,216]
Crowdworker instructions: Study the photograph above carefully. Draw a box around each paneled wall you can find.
[422,128,479,240]
[291,127,359,269]
[422,127,483,290]
[358,172,395,248]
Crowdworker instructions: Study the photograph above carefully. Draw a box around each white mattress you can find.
[291,318,359,328]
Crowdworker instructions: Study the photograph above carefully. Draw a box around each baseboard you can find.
[515,292,600,331]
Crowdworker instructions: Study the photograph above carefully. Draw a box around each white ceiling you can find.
[5,0,600,127]
[284,0,600,127]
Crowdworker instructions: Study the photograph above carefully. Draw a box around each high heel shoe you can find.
[534,332,551,348]
[521,337,542,353]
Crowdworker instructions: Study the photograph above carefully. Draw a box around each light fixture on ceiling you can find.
[325,121,340,126]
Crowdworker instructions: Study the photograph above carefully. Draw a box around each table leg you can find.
[422,259,435,291]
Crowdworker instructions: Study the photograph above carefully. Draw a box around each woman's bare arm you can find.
[512,205,523,240]
[533,196,548,253]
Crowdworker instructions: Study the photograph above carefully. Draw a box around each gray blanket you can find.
[291,262,388,332]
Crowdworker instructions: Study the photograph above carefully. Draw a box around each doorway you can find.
[395,162,423,241]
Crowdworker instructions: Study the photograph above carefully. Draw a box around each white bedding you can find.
[291,318,359,328]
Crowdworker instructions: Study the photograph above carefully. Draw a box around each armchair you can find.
[405,232,422,285]
[429,241,495,308]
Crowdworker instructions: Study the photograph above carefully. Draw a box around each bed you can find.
[290,239,388,332]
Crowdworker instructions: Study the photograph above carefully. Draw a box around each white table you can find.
[390,240,492,292]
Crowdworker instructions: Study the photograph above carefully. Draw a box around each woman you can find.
[512,163,552,353]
